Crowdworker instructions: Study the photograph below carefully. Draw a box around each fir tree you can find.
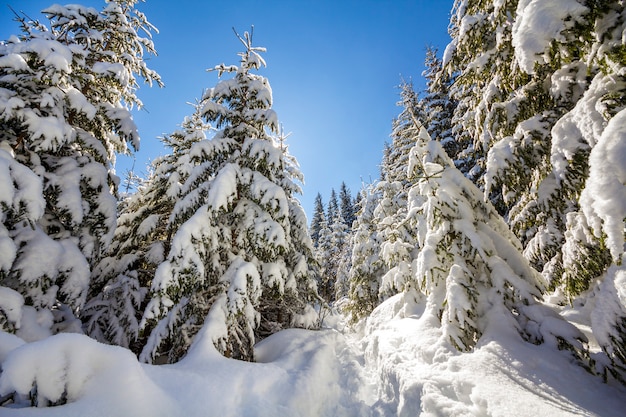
[139,29,319,363]
[339,182,356,228]
[309,193,325,248]
[83,105,208,351]
[421,46,456,159]
[442,0,626,383]
[315,217,334,302]
[406,125,588,361]
[335,182,355,300]
[0,0,161,337]
[444,0,520,184]
[327,210,350,302]
[334,241,353,302]
[346,185,384,322]
[326,188,339,223]
[376,81,421,297]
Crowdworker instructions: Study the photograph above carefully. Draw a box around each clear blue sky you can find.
[1,0,452,218]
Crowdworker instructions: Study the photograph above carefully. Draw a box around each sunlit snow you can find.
[1,296,625,416]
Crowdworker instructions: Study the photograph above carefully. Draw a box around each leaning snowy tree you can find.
[140,28,319,364]
[406,125,589,363]
[0,1,161,337]
[447,0,626,383]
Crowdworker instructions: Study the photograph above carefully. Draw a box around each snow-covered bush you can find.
[0,333,157,408]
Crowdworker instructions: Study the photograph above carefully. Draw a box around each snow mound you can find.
[0,328,370,416]
[0,333,174,415]
[358,294,626,416]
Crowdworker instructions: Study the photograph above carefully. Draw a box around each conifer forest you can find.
[1,1,626,415]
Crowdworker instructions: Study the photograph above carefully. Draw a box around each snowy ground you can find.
[1,295,625,416]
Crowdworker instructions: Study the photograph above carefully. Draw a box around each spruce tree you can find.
[421,46,456,159]
[442,0,626,382]
[315,217,334,302]
[556,3,626,382]
[406,125,587,359]
[346,185,384,322]
[309,193,325,248]
[0,0,161,337]
[376,81,421,298]
[327,210,350,302]
[444,0,520,184]
[83,105,208,351]
[326,188,339,223]
[339,182,356,228]
[140,29,318,363]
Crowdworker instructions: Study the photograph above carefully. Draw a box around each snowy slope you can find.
[354,294,626,416]
[2,295,625,416]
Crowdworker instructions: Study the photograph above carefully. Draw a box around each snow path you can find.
[334,294,626,417]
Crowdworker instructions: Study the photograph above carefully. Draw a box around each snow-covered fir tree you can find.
[543,1,626,382]
[375,81,422,298]
[328,210,350,301]
[334,241,353,302]
[421,46,456,158]
[406,124,588,360]
[346,184,384,321]
[309,193,325,248]
[442,0,626,382]
[139,29,319,363]
[315,217,334,301]
[333,183,355,300]
[475,0,603,289]
[339,182,356,228]
[506,0,623,301]
[83,105,209,352]
[326,188,339,223]
[0,0,161,338]
[443,0,520,185]
[313,184,355,302]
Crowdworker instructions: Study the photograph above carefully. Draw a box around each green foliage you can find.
[0,1,161,338]
[346,186,384,322]
[138,29,319,364]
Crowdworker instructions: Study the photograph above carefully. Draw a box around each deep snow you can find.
[1,294,625,416]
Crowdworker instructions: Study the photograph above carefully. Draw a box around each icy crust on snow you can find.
[512,0,589,74]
